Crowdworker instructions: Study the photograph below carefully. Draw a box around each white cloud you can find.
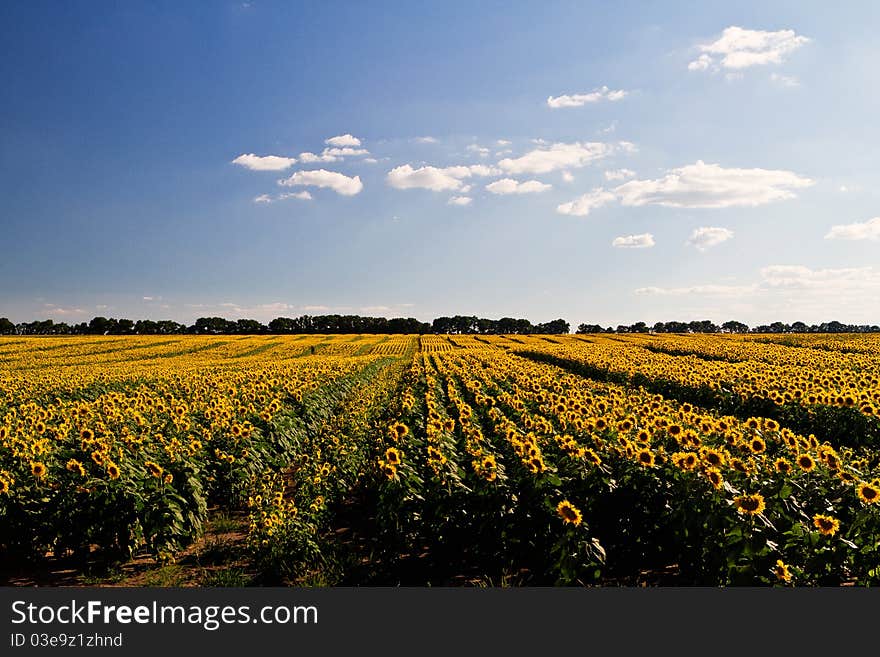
[547,86,627,108]
[825,217,880,241]
[278,169,363,196]
[325,134,361,147]
[413,136,438,144]
[686,226,734,251]
[556,188,617,217]
[142,296,155,301]
[770,73,800,87]
[561,171,574,183]
[496,139,511,146]
[363,157,379,164]
[604,168,636,181]
[302,305,330,312]
[448,196,473,206]
[467,144,490,158]
[299,146,369,163]
[498,141,621,175]
[688,54,713,71]
[232,153,297,171]
[361,305,391,314]
[253,194,273,204]
[635,284,757,297]
[386,164,500,191]
[612,233,655,249]
[760,265,880,293]
[614,160,813,208]
[279,191,313,201]
[485,178,552,195]
[689,26,810,71]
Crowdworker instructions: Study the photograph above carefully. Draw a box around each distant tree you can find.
[0,317,15,334]
[191,317,234,334]
[576,323,604,334]
[629,322,648,333]
[235,318,267,334]
[721,320,749,334]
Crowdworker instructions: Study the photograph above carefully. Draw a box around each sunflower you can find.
[145,461,164,478]
[390,422,409,440]
[381,462,397,480]
[106,462,121,480]
[734,493,766,516]
[0,479,9,495]
[636,429,651,443]
[80,428,94,441]
[856,482,880,505]
[30,462,47,479]
[773,560,792,583]
[557,500,583,526]
[796,453,816,472]
[813,514,840,537]
[774,458,792,474]
[384,447,401,465]
[748,437,766,455]
[701,448,726,468]
[66,459,86,477]
[584,449,602,466]
[705,468,724,490]
[636,449,655,467]
[443,419,455,432]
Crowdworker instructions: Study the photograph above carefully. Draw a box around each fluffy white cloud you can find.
[612,233,655,248]
[604,168,636,181]
[561,171,574,183]
[825,217,880,241]
[325,134,361,147]
[614,160,813,208]
[278,169,363,196]
[556,188,617,217]
[253,194,273,204]
[467,144,490,158]
[496,139,511,146]
[686,226,734,251]
[498,141,620,175]
[485,178,552,195]
[386,164,500,191]
[413,136,438,144]
[299,146,369,163]
[689,26,810,71]
[279,191,313,201]
[547,86,627,108]
[448,196,473,206]
[233,154,297,171]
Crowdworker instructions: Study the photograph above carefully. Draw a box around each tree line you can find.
[0,314,570,336]
[3,315,878,337]
[576,320,880,334]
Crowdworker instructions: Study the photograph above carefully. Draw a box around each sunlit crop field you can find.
[3,333,880,586]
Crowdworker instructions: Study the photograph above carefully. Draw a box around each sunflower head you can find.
[773,560,792,583]
[705,468,723,490]
[30,462,47,479]
[734,493,766,516]
[813,514,840,536]
[556,500,583,526]
[796,454,816,472]
[857,482,880,505]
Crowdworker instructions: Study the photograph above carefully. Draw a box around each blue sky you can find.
[2,1,879,326]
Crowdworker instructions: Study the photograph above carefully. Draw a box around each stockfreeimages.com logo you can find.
[11,600,318,632]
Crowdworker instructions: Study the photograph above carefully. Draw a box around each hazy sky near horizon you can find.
[2,1,879,327]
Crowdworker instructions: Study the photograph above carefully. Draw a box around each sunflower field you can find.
[2,333,880,586]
